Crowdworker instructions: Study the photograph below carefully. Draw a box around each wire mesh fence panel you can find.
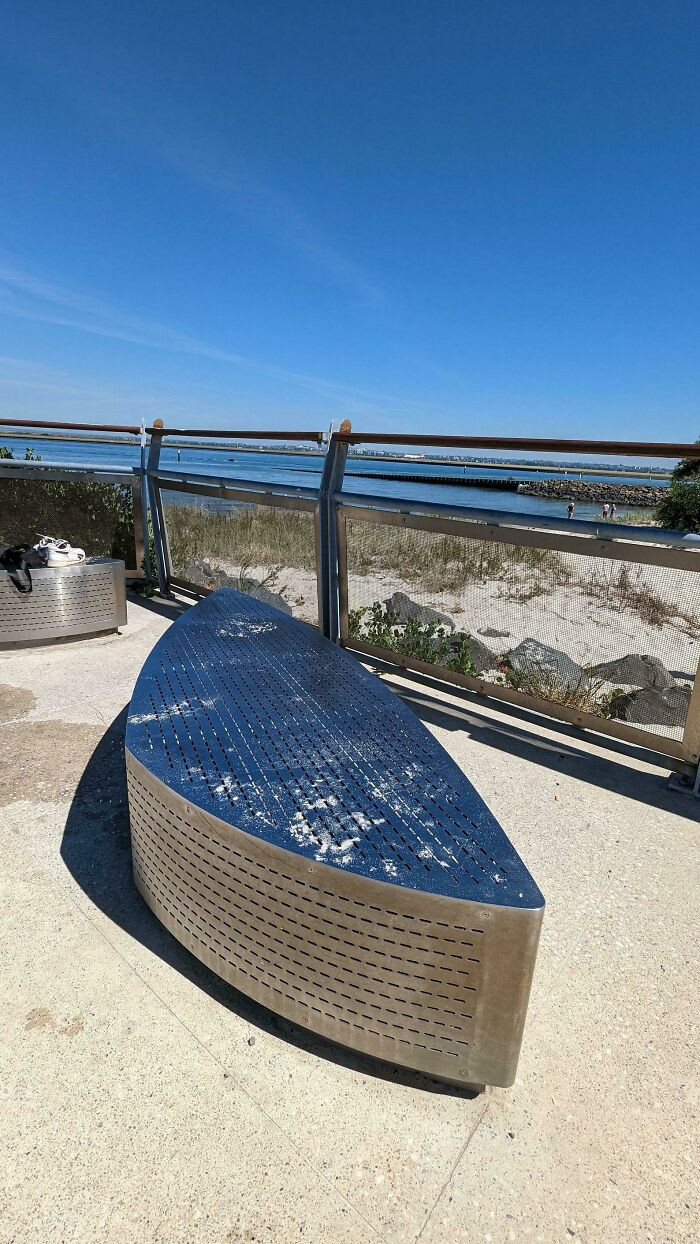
[160,490,319,627]
[342,517,700,741]
[0,475,136,568]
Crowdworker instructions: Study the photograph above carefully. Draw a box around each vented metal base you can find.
[125,588,544,1087]
[0,560,127,646]
[127,750,541,1086]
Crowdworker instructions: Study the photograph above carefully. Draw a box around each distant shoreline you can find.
[0,431,672,480]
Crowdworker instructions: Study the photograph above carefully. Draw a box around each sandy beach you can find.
[197,555,699,742]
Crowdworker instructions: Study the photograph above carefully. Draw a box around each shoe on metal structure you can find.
[126,589,544,1087]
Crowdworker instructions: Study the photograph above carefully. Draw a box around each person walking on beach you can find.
[567,501,575,520]
[602,503,610,519]
[610,502,617,519]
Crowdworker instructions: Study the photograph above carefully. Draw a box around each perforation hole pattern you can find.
[127,756,486,1065]
[126,588,542,908]
[0,563,124,639]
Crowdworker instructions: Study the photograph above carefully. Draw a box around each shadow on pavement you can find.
[60,706,478,1098]
[126,589,193,622]
[390,680,700,820]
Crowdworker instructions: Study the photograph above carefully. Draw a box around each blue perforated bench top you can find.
[126,589,543,909]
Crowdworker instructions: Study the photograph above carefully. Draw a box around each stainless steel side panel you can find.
[126,749,543,1087]
[0,560,127,645]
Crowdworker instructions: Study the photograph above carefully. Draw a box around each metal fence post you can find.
[318,422,349,641]
[146,421,172,595]
[138,421,152,582]
[132,478,146,580]
[681,656,700,794]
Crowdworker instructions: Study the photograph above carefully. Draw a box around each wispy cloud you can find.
[0,259,415,416]
[1,27,386,308]
[0,261,249,364]
[152,132,386,308]
[0,354,179,421]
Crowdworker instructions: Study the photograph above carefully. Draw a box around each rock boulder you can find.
[507,639,586,691]
[590,654,674,690]
[384,591,455,632]
[613,685,690,728]
[450,634,499,673]
[183,559,292,614]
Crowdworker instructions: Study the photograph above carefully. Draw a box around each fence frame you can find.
[3,416,700,783]
[0,458,146,579]
[335,501,700,771]
[326,430,700,781]
[143,425,324,598]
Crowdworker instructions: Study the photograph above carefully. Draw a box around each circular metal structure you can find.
[126,589,544,1087]
[0,559,127,647]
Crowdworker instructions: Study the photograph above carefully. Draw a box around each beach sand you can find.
[209,557,699,693]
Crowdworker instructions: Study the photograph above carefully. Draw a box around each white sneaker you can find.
[34,535,86,566]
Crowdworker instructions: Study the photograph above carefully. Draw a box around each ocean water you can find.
[0,436,667,524]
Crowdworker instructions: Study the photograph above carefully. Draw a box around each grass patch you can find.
[505,664,618,716]
[581,564,700,636]
[164,502,317,574]
[347,522,572,598]
[609,509,658,526]
[161,502,699,640]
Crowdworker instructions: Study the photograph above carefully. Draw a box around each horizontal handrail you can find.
[0,432,144,447]
[4,415,697,457]
[0,416,324,444]
[152,466,320,503]
[333,431,700,458]
[0,457,139,476]
[0,417,141,435]
[147,427,324,442]
[335,488,700,552]
[0,468,137,486]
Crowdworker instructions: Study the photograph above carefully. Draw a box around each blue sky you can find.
[0,1,699,443]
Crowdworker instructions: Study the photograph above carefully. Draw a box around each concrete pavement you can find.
[0,592,697,1243]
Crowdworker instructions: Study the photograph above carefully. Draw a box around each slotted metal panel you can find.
[0,560,126,645]
[126,588,544,1086]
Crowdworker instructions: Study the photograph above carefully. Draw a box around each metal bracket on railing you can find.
[146,421,172,596]
[318,423,349,641]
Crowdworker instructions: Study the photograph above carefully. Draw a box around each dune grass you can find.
[162,500,699,638]
[345,521,572,598]
[165,501,317,573]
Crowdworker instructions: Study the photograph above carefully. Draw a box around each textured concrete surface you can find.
[0,591,698,1244]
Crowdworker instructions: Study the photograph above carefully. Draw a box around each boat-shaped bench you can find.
[126,589,544,1087]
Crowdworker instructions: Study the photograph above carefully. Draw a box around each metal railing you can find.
[0,446,146,579]
[324,431,700,782]
[2,416,700,783]
[143,422,323,600]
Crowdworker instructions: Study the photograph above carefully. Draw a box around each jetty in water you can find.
[347,470,522,489]
[346,470,663,504]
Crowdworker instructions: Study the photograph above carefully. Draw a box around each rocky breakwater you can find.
[516,479,664,506]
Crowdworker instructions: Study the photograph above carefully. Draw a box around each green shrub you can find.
[655,480,700,533]
[0,450,134,562]
[348,600,477,676]
[671,436,700,481]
